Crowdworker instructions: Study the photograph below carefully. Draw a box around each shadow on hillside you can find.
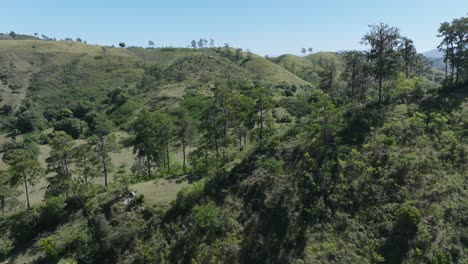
[420,83,467,114]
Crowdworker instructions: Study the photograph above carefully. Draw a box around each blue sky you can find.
[2,0,467,55]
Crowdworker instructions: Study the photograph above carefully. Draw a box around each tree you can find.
[361,23,400,104]
[228,92,254,150]
[171,108,195,173]
[308,48,313,54]
[437,17,468,85]
[9,31,16,38]
[398,37,417,78]
[47,131,75,198]
[119,42,126,48]
[198,38,204,48]
[53,118,84,139]
[209,39,215,47]
[341,51,369,100]
[191,40,197,49]
[92,114,117,187]
[133,111,175,176]
[318,61,337,98]
[5,149,44,210]
[73,143,102,185]
[76,37,82,43]
[148,40,155,47]
[250,86,274,143]
[133,111,160,178]
[301,48,307,55]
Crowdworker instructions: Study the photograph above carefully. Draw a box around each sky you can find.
[1,0,467,56]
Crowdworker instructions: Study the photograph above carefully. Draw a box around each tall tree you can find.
[341,51,369,100]
[133,111,158,178]
[362,23,400,104]
[92,114,117,187]
[148,40,155,47]
[301,48,307,55]
[171,108,195,173]
[228,92,254,150]
[47,131,75,198]
[73,143,102,185]
[133,111,175,176]
[318,61,337,98]
[398,37,417,78]
[250,86,274,143]
[438,17,468,85]
[191,40,197,49]
[5,149,44,210]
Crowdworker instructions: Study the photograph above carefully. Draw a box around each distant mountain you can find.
[423,49,443,58]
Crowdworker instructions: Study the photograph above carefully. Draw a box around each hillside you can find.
[272,52,345,86]
[0,18,467,264]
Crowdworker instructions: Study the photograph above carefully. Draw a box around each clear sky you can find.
[1,0,467,56]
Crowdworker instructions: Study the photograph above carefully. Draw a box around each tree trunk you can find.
[405,63,409,78]
[238,125,242,150]
[103,158,108,187]
[260,109,264,141]
[182,140,186,173]
[378,77,383,105]
[84,157,88,185]
[146,153,151,178]
[166,144,170,172]
[23,175,30,210]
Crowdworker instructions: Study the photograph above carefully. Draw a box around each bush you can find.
[175,182,205,211]
[395,204,422,237]
[53,118,85,139]
[16,109,47,133]
[190,201,220,231]
[10,209,40,244]
[38,196,66,230]
[255,158,283,174]
[0,234,13,260]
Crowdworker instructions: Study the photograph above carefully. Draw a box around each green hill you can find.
[0,31,466,264]
[272,52,345,86]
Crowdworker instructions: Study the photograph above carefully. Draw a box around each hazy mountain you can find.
[423,49,443,58]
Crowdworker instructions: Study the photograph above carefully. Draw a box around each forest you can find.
[0,15,466,264]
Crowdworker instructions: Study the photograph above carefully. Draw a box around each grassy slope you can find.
[273,52,345,86]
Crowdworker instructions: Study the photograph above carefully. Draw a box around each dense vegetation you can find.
[0,16,466,264]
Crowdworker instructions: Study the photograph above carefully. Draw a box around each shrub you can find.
[0,234,13,260]
[38,196,66,230]
[175,182,205,211]
[190,201,220,231]
[256,158,284,174]
[395,204,422,237]
[53,118,85,139]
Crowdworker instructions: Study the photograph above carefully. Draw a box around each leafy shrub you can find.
[10,209,40,244]
[175,182,205,211]
[38,196,66,230]
[190,201,220,231]
[395,204,422,237]
[0,234,13,260]
[255,158,283,174]
[53,118,85,139]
